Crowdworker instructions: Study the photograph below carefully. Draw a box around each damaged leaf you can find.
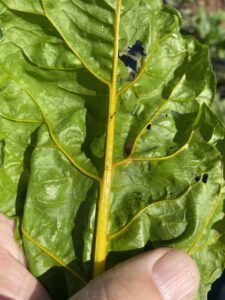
[0,1,225,299]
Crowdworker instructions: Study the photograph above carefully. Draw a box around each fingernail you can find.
[152,249,199,300]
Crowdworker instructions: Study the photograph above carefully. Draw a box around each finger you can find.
[71,248,199,300]
[0,213,26,265]
[0,213,51,300]
[0,251,51,300]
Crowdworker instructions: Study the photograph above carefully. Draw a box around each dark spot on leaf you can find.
[110,112,116,120]
[125,141,134,156]
[202,173,209,184]
[128,71,136,81]
[146,124,151,130]
[195,175,201,182]
[165,113,168,117]
[0,26,5,42]
[0,139,5,167]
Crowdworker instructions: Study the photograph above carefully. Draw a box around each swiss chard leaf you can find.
[0,0,225,299]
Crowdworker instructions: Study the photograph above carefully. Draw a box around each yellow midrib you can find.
[93,0,121,277]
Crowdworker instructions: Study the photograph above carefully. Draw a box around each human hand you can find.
[71,248,199,300]
[0,213,199,300]
[0,213,50,300]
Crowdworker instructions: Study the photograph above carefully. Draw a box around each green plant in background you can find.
[165,0,225,123]
[0,1,225,300]
[164,1,225,60]
[189,7,225,123]
[182,8,225,60]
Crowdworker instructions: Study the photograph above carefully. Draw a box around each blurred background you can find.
[164,0,225,124]
[163,1,225,299]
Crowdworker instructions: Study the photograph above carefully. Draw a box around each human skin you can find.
[0,213,199,300]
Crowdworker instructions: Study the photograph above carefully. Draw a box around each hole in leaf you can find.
[195,175,201,182]
[119,40,146,81]
[202,173,209,184]
[128,40,146,56]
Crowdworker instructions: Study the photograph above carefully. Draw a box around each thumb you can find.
[71,248,199,300]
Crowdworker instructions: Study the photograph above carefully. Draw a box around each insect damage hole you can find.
[202,173,209,184]
[195,175,201,183]
[119,40,146,81]
[194,174,209,184]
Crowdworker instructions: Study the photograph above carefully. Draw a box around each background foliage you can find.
[164,0,225,124]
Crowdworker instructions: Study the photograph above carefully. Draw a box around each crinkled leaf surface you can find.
[0,0,225,299]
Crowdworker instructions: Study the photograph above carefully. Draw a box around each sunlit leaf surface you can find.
[0,0,224,299]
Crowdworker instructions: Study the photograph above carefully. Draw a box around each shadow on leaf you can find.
[16,127,40,228]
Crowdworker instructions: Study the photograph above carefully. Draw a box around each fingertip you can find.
[71,248,200,300]
[152,249,200,300]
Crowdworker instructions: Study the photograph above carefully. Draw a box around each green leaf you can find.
[0,0,224,299]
